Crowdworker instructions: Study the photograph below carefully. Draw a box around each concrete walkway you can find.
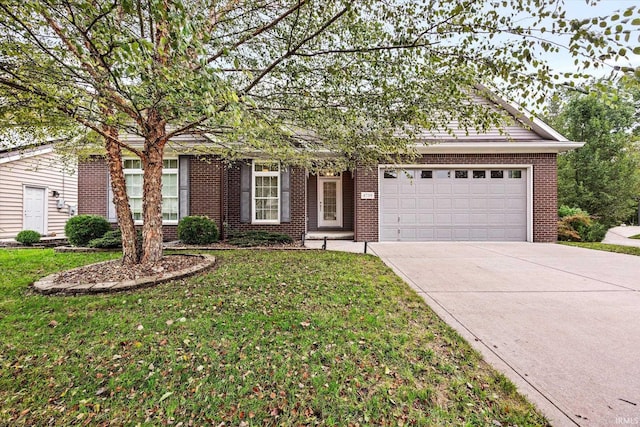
[370,242,640,427]
[603,226,640,248]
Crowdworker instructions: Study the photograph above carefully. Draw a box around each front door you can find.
[24,186,46,234]
[318,175,342,227]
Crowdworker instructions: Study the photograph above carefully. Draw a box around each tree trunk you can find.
[140,111,167,264]
[104,128,140,266]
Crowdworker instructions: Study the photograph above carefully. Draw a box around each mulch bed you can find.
[53,255,200,285]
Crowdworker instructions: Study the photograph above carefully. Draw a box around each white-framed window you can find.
[252,161,280,223]
[123,158,179,223]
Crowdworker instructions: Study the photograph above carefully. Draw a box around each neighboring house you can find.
[78,92,582,243]
[0,143,78,239]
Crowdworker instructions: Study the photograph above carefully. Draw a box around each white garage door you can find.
[379,168,528,241]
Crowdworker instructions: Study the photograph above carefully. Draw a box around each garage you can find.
[379,167,529,241]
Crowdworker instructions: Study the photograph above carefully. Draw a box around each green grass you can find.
[559,241,640,256]
[0,249,547,426]
[628,234,640,240]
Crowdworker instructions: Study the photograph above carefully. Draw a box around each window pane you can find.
[509,170,522,179]
[436,170,450,179]
[491,170,504,179]
[455,170,468,179]
[473,170,486,179]
[254,162,279,172]
[163,159,178,169]
[162,173,178,197]
[383,170,397,179]
[126,174,143,197]
[421,170,433,179]
[124,159,141,169]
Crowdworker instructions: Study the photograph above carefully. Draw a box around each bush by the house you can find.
[65,215,111,246]
[88,229,143,249]
[227,230,293,247]
[15,230,41,246]
[557,207,607,242]
[88,230,123,249]
[177,216,219,245]
[558,205,588,218]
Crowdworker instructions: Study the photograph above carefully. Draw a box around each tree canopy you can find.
[549,81,640,226]
[1,0,638,263]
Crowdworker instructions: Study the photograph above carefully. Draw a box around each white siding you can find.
[414,94,544,142]
[0,151,77,239]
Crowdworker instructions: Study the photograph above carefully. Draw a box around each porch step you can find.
[305,231,354,240]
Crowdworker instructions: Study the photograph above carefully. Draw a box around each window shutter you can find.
[179,156,190,219]
[107,173,117,222]
[240,161,251,223]
[281,166,290,223]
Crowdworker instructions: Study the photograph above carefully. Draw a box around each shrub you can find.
[227,230,293,247]
[177,216,219,245]
[88,229,143,249]
[16,230,41,246]
[583,222,608,243]
[557,212,608,242]
[88,230,123,249]
[65,215,111,246]
[558,205,588,218]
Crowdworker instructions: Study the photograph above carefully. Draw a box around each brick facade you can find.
[79,152,558,244]
[226,163,307,239]
[78,156,109,218]
[354,153,558,242]
[189,156,223,230]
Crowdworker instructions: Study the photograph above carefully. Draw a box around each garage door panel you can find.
[417,213,434,225]
[417,184,435,194]
[436,213,453,225]
[400,199,416,209]
[436,198,452,209]
[399,213,416,225]
[380,168,527,242]
[436,183,452,193]
[380,198,398,209]
[417,199,434,209]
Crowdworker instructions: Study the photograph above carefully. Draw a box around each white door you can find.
[380,168,527,241]
[24,186,47,234]
[318,175,342,227]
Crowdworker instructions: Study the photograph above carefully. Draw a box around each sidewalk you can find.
[602,226,640,247]
[303,239,374,254]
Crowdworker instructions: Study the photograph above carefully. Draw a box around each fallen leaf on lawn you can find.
[48,320,58,328]
[136,324,144,331]
[159,392,173,402]
[166,320,174,326]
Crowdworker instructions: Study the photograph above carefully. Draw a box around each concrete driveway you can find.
[370,242,640,427]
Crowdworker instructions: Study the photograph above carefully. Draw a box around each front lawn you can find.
[0,249,546,426]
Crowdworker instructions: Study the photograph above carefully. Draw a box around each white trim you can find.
[413,141,584,154]
[251,160,281,224]
[0,146,54,164]
[317,175,343,228]
[377,164,533,243]
[22,185,48,235]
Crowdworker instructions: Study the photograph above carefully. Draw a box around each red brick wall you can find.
[78,156,109,217]
[189,156,223,229]
[354,153,558,242]
[226,163,306,240]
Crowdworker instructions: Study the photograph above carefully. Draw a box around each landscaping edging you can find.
[32,254,216,295]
